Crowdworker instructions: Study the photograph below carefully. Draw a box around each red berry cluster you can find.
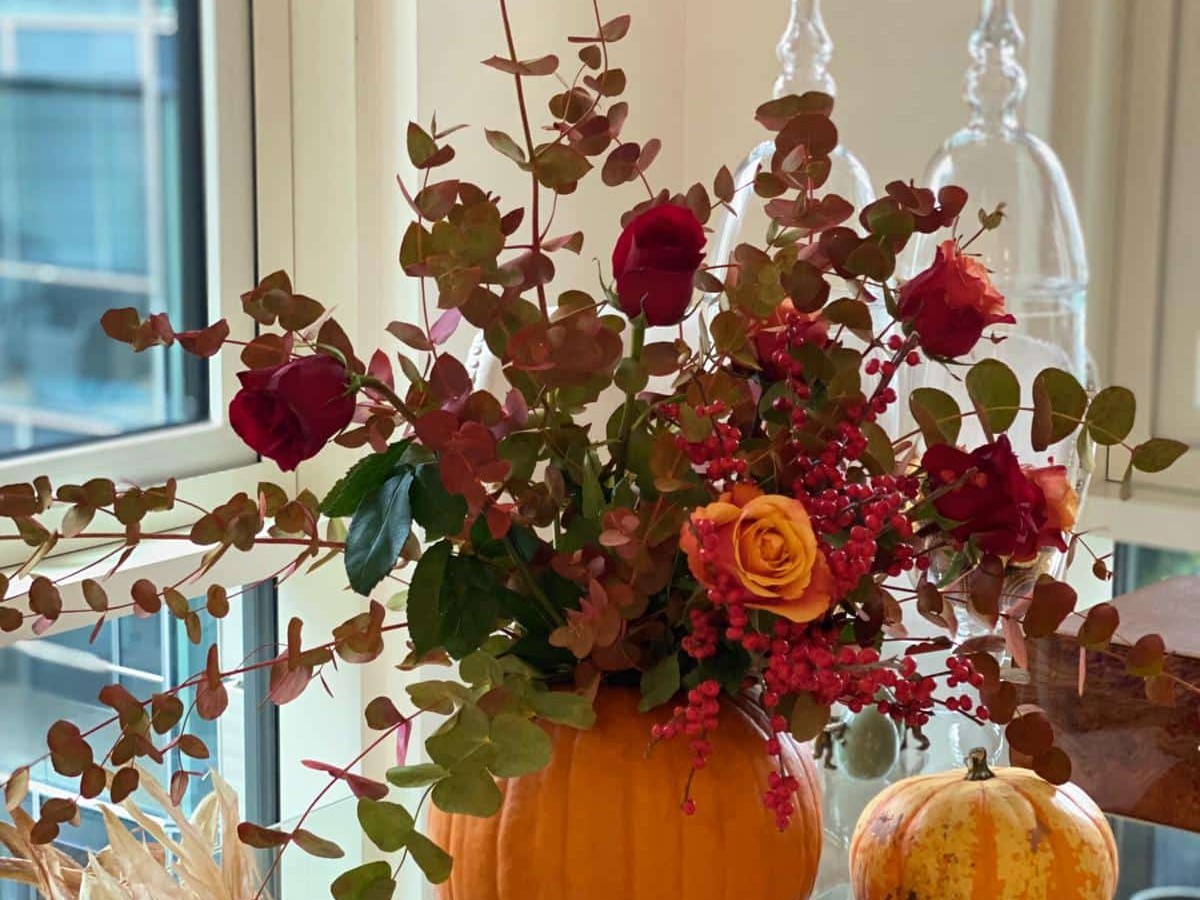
[661,400,748,487]
[651,680,722,815]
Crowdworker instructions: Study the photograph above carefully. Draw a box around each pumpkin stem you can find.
[964,747,996,782]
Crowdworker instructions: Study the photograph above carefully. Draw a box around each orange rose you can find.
[1026,464,1079,544]
[680,484,835,623]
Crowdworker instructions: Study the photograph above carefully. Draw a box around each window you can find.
[0,0,207,457]
[0,583,278,900]
[0,0,255,488]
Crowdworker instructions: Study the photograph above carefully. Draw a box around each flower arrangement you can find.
[0,3,1192,897]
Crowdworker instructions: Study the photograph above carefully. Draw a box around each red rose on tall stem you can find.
[922,435,1049,562]
[899,239,1015,358]
[229,354,356,471]
[612,203,706,327]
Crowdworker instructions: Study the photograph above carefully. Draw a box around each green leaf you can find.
[1031,368,1087,450]
[331,861,396,900]
[320,442,411,517]
[484,129,526,165]
[439,555,506,659]
[638,654,681,712]
[1022,576,1077,639]
[788,691,831,741]
[410,464,468,539]
[965,358,1020,438]
[291,828,345,859]
[404,831,453,884]
[488,714,553,777]
[581,452,604,519]
[426,704,492,771]
[386,762,449,789]
[860,420,895,476]
[909,387,962,447]
[345,471,415,596]
[431,770,503,817]
[1131,438,1188,473]
[459,650,504,686]
[1086,386,1136,446]
[408,541,451,657]
[406,679,471,715]
[822,297,873,332]
[357,799,414,853]
[528,691,597,728]
[532,143,592,190]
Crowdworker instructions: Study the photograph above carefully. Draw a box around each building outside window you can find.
[0,0,207,458]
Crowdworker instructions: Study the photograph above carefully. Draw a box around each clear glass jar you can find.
[708,0,875,288]
[902,0,1089,474]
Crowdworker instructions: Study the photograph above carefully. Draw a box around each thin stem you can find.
[498,0,550,321]
[358,375,418,423]
[607,316,646,479]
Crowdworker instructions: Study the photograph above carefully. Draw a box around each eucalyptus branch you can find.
[497,0,550,320]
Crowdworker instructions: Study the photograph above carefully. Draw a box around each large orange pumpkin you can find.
[429,686,823,900]
[849,748,1118,900]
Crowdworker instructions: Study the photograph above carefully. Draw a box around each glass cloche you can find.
[902,0,1090,473]
[708,0,875,283]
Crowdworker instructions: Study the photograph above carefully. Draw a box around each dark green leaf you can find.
[1131,438,1188,473]
[965,358,1020,438]
[408,541,451,657]
[357,799,414,853]
[345,471,415,596]
[410,463,468,539]
[638,654,680,712]
[1086,386,1136,446]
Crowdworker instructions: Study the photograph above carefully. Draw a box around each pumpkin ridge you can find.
[890,778,945,891]
[1051,780,1120,873]
[970,780,999,900]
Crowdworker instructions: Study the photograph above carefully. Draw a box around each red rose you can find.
[750,298,830,380]
[899,240,1015,358]
[612,204,706,327]
[922,435,1049,562]
[229,354,356,471]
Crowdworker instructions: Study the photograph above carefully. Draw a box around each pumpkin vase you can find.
[429,686,823,900]
[849,748,1118,900]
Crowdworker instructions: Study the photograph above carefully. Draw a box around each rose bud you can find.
[229,354,356,471]
[611,203,706,327]
[898,239,1015,358]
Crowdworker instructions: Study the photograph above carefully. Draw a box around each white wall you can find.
[412,0,1057,335]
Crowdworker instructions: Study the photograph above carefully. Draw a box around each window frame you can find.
[0,0,259,490]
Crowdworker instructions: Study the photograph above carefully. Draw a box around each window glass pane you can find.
[0,0,207,459]
[1114,544,1200,595]
[0,585,277,883]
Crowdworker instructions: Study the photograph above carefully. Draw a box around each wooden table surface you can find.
[1015,576,1200,832]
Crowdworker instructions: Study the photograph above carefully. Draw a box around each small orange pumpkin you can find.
[849,748,1118,900]
[430,686,823,900]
